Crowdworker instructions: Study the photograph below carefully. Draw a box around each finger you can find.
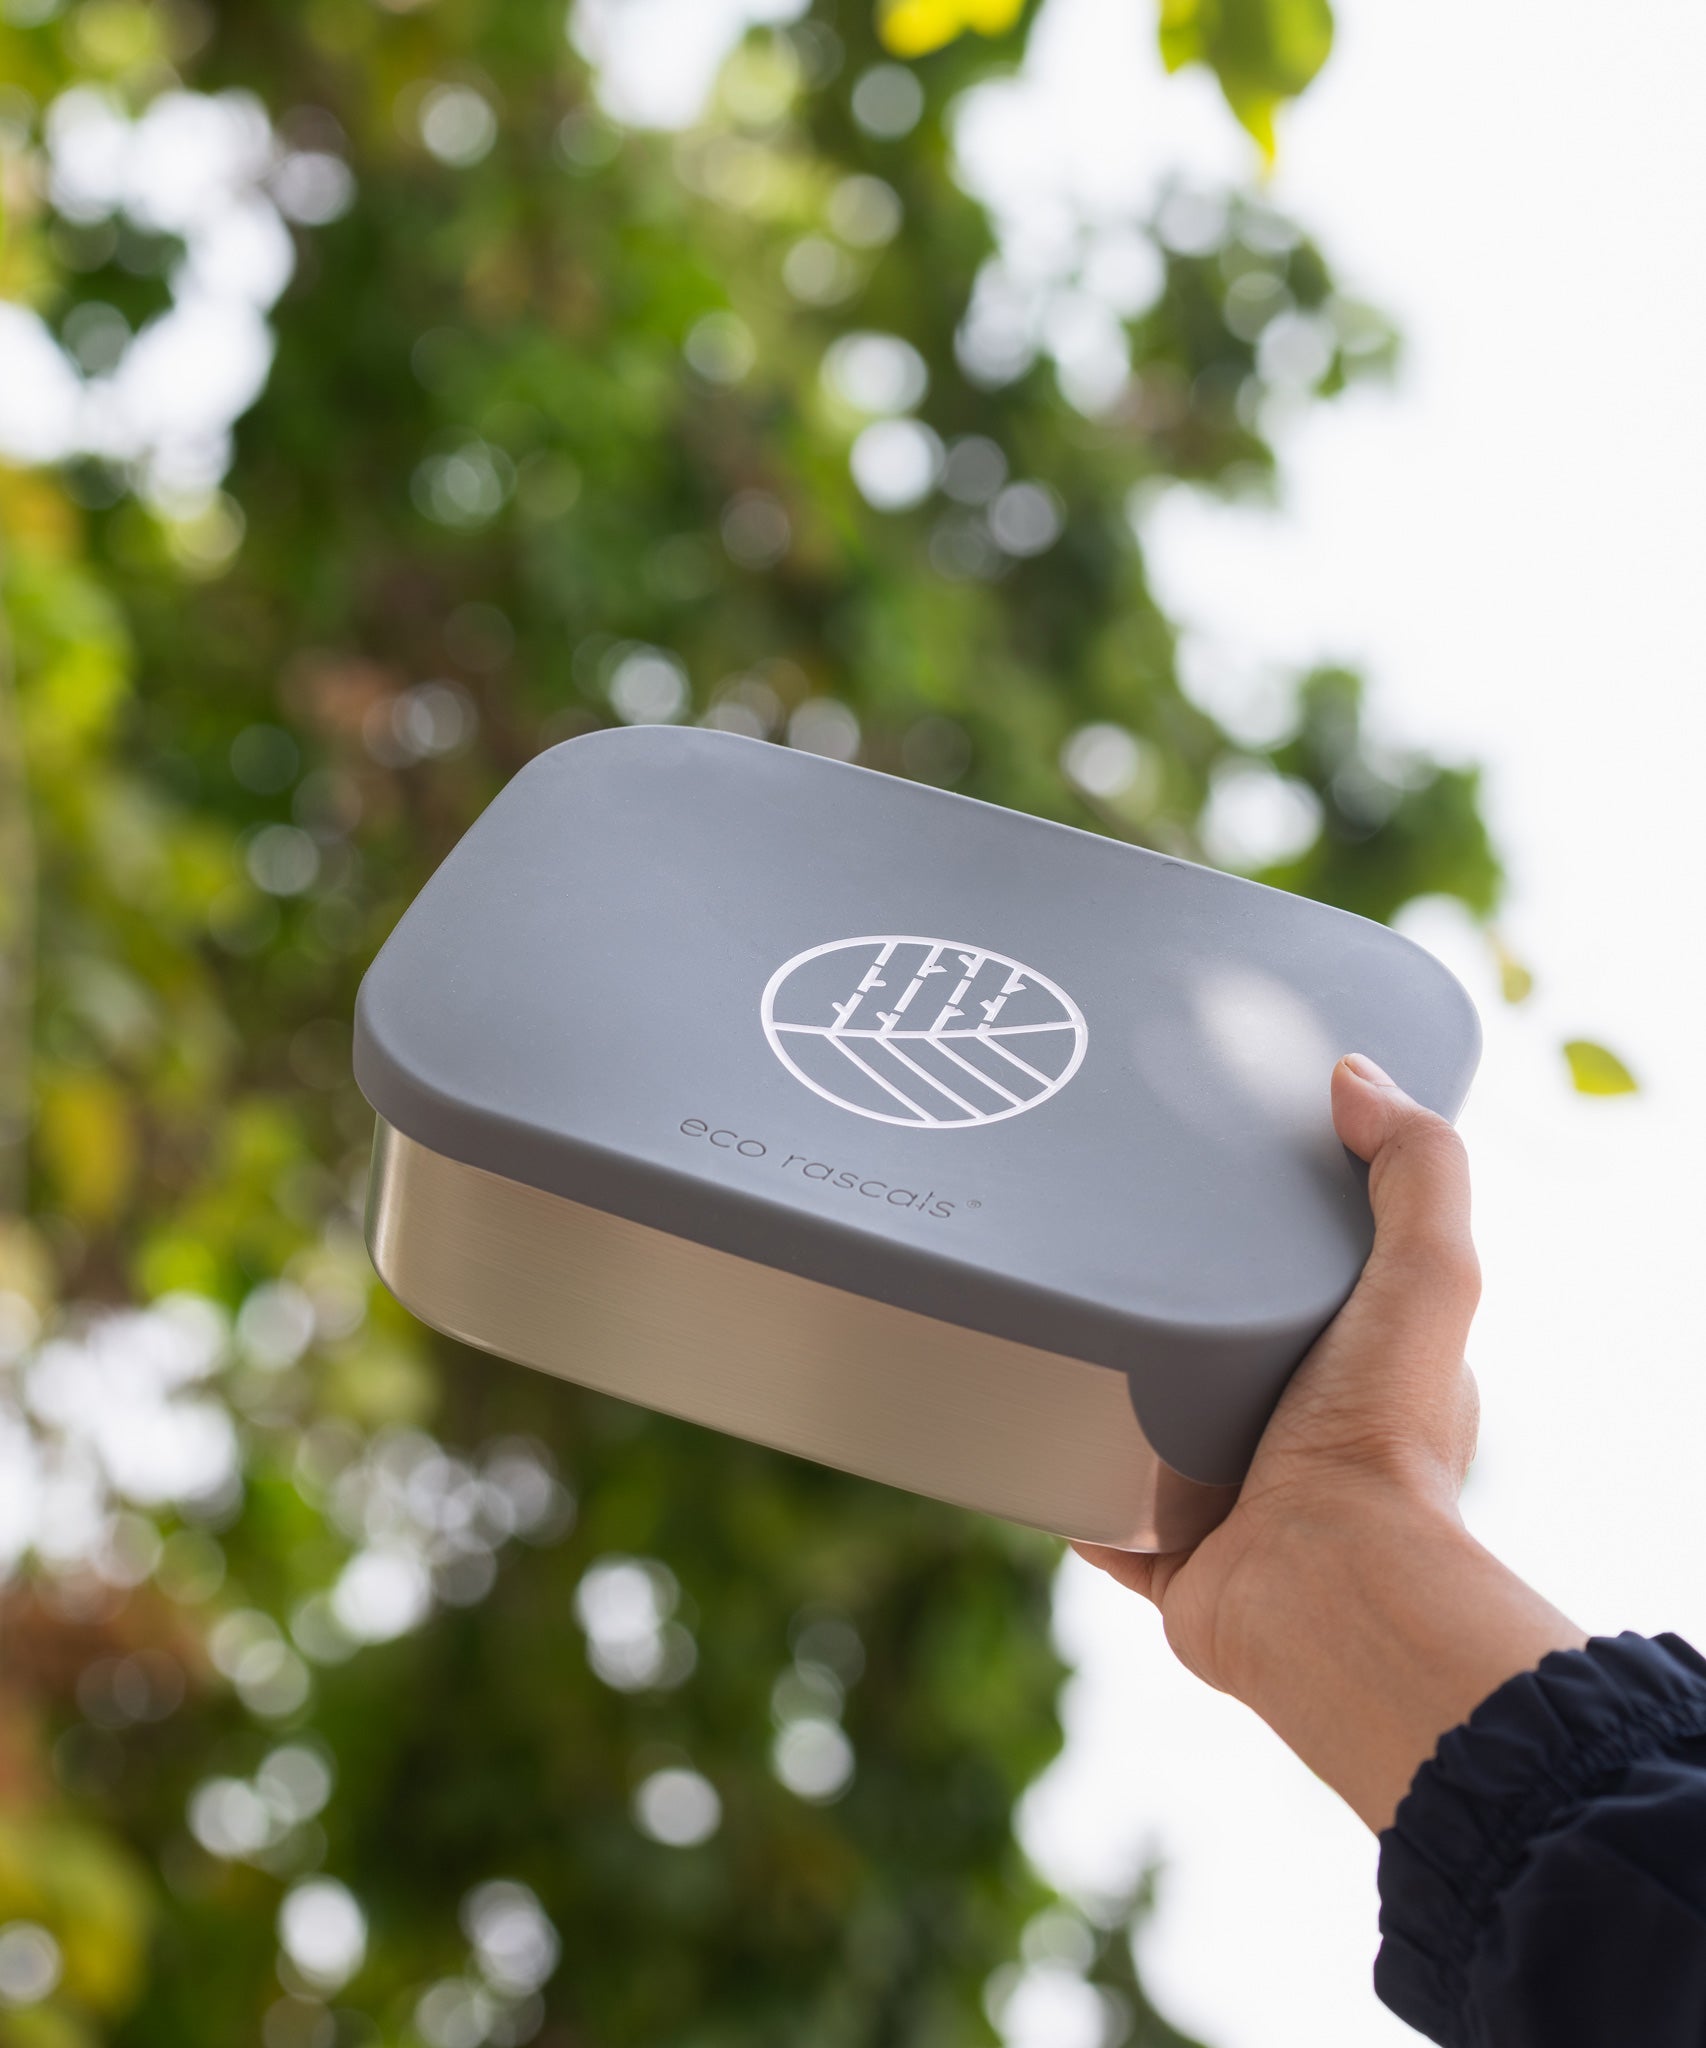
[1330,1053,1481,1358]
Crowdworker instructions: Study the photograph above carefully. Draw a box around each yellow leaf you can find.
[879,1,956,55]
[1563,1039,1639,1097]
[35,1070,139,1224]
[0,467,81,560]
[877,0,1024,58]
[0,1815,153,2018]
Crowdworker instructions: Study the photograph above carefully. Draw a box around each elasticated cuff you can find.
[1374,1631,1706,2045]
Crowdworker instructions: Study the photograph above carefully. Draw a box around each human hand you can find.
[1075,1054,1583,1830]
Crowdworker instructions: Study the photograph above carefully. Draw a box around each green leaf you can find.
[1563,1039,1640,1096]
[1158,0,1335,158]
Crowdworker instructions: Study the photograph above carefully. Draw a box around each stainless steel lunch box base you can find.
[366,1118,1241,1552]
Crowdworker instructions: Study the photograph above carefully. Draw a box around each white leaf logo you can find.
[761,935,1088,1128]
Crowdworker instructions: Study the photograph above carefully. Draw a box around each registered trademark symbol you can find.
[967,1199,982,1209]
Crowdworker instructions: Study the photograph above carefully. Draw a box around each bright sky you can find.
[1009,2,1706,2044]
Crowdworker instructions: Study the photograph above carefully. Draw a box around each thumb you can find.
[1329,1054,1481,1361]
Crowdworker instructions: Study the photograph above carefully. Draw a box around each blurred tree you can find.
[0,2,1500,2045]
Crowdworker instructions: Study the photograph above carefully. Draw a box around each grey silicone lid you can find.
[353,726,1480,1487]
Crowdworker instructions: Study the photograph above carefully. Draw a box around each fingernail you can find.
[1343,1053,1397,1087]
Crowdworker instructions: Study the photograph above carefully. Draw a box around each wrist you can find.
[1209,1483,1469,1704]
[1203,1487,1586,1831]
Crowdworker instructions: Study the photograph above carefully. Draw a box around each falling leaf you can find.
[1563,1039,1639,1097]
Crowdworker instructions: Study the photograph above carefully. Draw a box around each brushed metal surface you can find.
[365,1119,1239,1552]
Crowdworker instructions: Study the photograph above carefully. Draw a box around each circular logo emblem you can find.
[760,935,1087,1129]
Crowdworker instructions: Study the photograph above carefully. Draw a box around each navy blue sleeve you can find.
[1375,1632,1706,2046]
